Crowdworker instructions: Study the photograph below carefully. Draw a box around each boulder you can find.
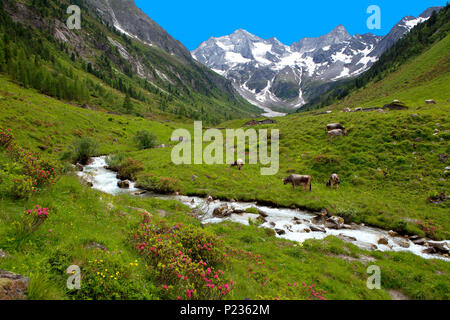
[377,237,389,246]
[117,180,130,189]
[388,230,398,237]
[310,225,326,233]
[422,247,436,254]
[338,234,357,242]
[325,216,344,229]
[0,271,29,300]
[394,238,410,248]
[258,210,268,218]
[427,242,449,254]
[412,238,426,246]
[275,229,286,235]
[206,196,214,202]
[302,228,311,233]
[212,205,233,218]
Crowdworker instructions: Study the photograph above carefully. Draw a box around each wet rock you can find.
[258,210,268,218]
[212,205,233,218]
[117,180,130,189]
[427,242,449,254]
[422,247,436,254]
[206,196,214,202]
[284,225,293,232]
[0,271,29,300]
[394,238,410,248]
[340,224,355,230]
[231,208,245,214]
[412,238,426,246]
[75,163,84,171]
[388,230,398,237]
[338,234,357,242]
[275,229,286,235]
[302,228,311,233]
[325,217,343,229]
[354,241,378,251]
[310,225,326,233]
[377,237,389,246]
[269,222,276,227]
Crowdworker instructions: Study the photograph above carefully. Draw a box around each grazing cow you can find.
[328,129,348,139]
[326,123,345,132]
[231,158,244,170]
[326,174,340,189]
[283,175,312,191]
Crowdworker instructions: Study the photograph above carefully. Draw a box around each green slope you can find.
[0,0,260,124]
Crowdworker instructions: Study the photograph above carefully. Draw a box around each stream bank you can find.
[78,156,450,261]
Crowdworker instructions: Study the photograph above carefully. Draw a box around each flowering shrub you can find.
[0,128,58,198]
[136,174,178,194]
[0,128,14,147]
[20,205,50,234]
[418,220,445,239]
[11,175,37,199]
[132,215,234,300]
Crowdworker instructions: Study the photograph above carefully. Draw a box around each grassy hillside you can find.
[0,72,448,300]
[0,0,260,124]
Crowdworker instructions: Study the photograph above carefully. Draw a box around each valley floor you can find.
[0,75,449,300]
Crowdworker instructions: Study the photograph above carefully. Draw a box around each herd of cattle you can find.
[229,123,345,191]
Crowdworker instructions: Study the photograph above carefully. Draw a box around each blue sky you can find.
[135,0,446,50]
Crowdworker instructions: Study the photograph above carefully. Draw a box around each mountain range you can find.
[192,6,442,115]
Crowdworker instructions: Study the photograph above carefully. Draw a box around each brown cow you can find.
[231,158,244,170]
[283,175,312,191]
[326,174,340,189]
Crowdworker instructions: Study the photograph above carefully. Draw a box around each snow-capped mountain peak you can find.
[192,7,441,114]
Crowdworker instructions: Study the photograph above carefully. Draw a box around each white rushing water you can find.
[79,157,450,262]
